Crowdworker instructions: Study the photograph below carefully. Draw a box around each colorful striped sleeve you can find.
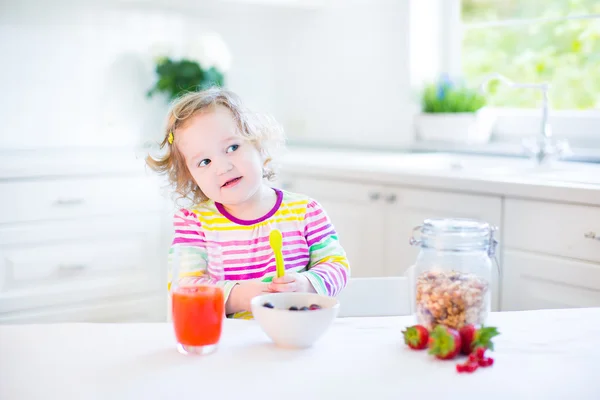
[301,199,351,297]
[168,208,238,304]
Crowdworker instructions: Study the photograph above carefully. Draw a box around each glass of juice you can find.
[170,246,225,355]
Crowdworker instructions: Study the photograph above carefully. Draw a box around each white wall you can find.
[0,0,416,150]
[0,0,294,149]
[273,0,415,148]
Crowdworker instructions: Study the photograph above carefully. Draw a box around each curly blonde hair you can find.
[145,87,286,205]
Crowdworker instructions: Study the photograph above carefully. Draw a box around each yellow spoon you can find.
[269,229,285,278]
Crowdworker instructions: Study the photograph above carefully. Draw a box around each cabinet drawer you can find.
[502,249,600,311]
[293,177,383,204]
[504,199,600,263]
[0,176,164,224]
[0,215,166,313]
[4,236,145,285]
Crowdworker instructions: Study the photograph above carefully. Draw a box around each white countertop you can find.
[1,308,598,400]
[279,148,600,206]
[1,146,599,207]
[0,147,152,180]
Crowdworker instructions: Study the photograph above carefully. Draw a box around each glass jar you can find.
[408,218,498,331]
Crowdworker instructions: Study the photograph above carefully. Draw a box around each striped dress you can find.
[169,187,351,319]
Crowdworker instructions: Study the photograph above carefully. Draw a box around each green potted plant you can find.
[147,57,225,101]
[415,75,494,144]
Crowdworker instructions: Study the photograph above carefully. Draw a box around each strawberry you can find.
[459,324,477,355]
[474,346,486,360]
[402,325,429,350]
[478,357,494,367]
[456,361,479,373]
[428,325,462,360]
[459,324,500,355]
[464,362,479,373]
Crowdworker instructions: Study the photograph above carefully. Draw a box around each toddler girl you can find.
[146,87,350,319]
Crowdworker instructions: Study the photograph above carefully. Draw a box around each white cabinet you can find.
[0,215,164,316]
[281,174,503,311]
[291,176,387,278]
[502,199,600,311]
[0,151,170,323]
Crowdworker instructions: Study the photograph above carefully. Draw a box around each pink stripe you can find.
[174,221,201,228]
[172,237,205,245]
[312,269,334,295]
[305,208,322,219]
[318,263,349,296]
[226,256,309,273]
[305,215,327,229]
[174,230,200,235]
[282,231,303,238]
[227,259,309,280]
[307,229,335,247]
[180,209,197,218]
[317,265,340,289]
[306,222,331,239]
[223,240,307,256]
[224,251,309,267]
[304,218,328,237]
[217,231,302,248]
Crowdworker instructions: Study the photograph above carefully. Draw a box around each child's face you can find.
[177,105,266,205]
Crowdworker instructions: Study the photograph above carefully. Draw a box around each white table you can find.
[1,308,599,400]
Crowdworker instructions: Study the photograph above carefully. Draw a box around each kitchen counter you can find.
[0,147,151,180]
[279,148,600,206]
[1,308,598,399]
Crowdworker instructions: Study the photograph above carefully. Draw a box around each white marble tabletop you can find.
[1,308,599,400]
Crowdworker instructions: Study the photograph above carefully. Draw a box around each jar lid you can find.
[409,218,498,254]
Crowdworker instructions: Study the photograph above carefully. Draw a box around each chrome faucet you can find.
[480,73,571,166]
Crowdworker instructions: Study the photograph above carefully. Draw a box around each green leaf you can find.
[147,57,226,101]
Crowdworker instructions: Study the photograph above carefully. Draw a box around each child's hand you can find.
[227,281,272,314]
[268,272,317,294]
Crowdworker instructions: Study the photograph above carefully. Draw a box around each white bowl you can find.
[250,292,340,349]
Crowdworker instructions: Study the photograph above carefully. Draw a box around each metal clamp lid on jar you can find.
[409,218,499,256]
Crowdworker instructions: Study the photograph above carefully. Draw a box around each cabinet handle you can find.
[369,192,381,201]
[584,231,600,241]
[385,193,397,203]
[54,198,85,206]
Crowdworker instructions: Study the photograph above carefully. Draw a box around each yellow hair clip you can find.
[168,131,174,145]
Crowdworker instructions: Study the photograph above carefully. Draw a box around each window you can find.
[461,0,600,111]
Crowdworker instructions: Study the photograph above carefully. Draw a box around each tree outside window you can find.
[461,0,600,110]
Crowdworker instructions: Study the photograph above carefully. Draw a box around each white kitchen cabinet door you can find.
[292,177,386,278]
[504,199,600,263]
[502,250,600,311]
[503,198,600,312]
[383,187,503,310]
[0,214,167,321]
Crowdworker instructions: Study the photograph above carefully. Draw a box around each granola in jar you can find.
[415,269,490,330]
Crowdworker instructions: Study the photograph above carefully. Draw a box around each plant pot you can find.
[414,110,495,144]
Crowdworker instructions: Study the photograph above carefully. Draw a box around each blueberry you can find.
[300,306,310,311]
[263,302,274,309]
[309,304,322,310]
[289,306,298,311]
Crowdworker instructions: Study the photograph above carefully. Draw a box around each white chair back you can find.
[336,276,412,317]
